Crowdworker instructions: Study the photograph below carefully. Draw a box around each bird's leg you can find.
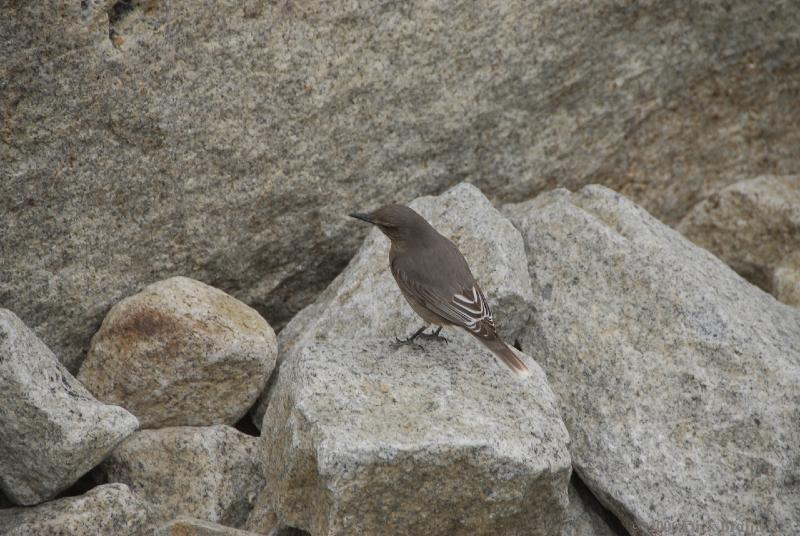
[418,325,449,344]
[394,325,427,345]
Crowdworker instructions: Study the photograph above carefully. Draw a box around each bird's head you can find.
[349,204,432,242]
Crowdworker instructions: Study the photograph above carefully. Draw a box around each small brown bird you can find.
[350,204,530,378]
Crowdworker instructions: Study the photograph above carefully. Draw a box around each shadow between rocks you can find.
[571,472,630,536]
[235,411,261,438]
[55,468,108,500]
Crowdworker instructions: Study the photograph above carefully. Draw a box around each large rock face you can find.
[0,309,139,505]
[258,184,570,535]
[78,277,277,428]
[0,484,152,536]
[506,186,800,536]
[253,182,534,426]
[262,339,571,536]
[3,1,799,372]
[678,175,800,307]
[101,425,264,527]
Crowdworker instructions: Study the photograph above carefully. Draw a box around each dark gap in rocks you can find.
[245,360,284,431]
[285,529,311,536]
[56,467,108,500]
[275,526,311,536]
[255,252,352,334]
[0,489,12,509]
[732,263,772,296]
[235,411,261,437]
[109,0,135,25]
[513,338,522,352]
[107,0,135,44]
[571,472,631,536]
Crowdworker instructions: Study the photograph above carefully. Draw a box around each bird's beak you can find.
[349,212,374,224]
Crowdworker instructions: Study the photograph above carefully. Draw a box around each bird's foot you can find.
[417,326,449,344]
[391,326,447,350]
[391,336,424,351]
[391,325,429,350]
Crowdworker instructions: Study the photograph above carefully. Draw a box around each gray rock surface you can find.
[257,183,569,535]
[101,425,264,528]
[242,489,281,535]
[506,186,800,536]
[243,489,311,536]
[563,477,620,536]
[155,516,266,536]
[4,1,799,372]
[253,182,533,426]
[261,339,571,536]
[78,276,277,428]
[678,175,800,307]
[0,483,152,536]
[0,309,139,505]
[773,257,800,308]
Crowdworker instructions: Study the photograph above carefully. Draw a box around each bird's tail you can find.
[473,334,530,379]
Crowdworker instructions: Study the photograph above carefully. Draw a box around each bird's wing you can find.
[392,262,496,338]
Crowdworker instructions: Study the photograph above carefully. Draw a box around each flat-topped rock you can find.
[260,337,570,536]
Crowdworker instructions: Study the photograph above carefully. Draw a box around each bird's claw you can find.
[392,327,447,350]
[391,337,424,351]
[418,332,449,344]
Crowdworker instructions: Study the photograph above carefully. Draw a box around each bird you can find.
[350,204,530,378]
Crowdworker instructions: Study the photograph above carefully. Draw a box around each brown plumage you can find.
[350,204,530,378]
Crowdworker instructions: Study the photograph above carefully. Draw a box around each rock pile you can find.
[1,182,798,535]
[0,281,281,534]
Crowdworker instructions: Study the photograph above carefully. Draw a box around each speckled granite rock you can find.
[563,477,620,536]
[101,425,264,527]
[242,489,281,535]
[78,277,276,428]
[678,175,800,307]
[506,186,800,536]
[773,257,800,307]
[0,309,138,505]
[0,484,152,536]
[242,489,311,536]
[260,338,571,536]
[252,182,533,426]
[155,516,266,536]
[4,1,800,373]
